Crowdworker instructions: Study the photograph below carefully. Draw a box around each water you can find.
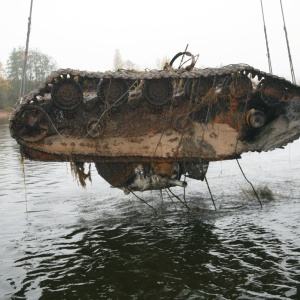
[1,118,300,299]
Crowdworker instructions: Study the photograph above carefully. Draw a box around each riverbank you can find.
[0,110,11,119]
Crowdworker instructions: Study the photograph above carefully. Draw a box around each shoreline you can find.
[0,110,11,119]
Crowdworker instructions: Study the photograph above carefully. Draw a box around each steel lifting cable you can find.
[79,79,139,144]
[260,0,273,74]
[179,44,189,69]
[236,159,262,208]
[20,0,34,100]
[279,0,296,84]
[204,176,217,211]
[19,0,33,206]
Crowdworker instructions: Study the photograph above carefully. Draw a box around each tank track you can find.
[12,64,299,112]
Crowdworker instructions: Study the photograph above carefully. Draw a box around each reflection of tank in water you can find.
[9,52,300,193]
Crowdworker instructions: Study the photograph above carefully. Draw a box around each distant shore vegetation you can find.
[0,47,57,109]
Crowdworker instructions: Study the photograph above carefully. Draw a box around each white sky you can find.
[1,0,300,82]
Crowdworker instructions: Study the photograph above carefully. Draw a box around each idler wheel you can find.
[97,79,128,107]
[229,73,253,99]
[13,106,50,142]
[142,78,173,106]
[259,80,286,106]
[172,114,193,133]
[246,109,266,128]
[185,77,213,100]
[86,119,105,138]
[216,74,252,101]
[170,51,196,71]
[52,78,83,110]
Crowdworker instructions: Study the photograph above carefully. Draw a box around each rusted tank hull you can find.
[10,52,300,193]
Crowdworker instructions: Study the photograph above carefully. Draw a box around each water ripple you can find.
[1,120,300,299]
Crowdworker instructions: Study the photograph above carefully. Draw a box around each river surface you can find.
[0,118,300,299]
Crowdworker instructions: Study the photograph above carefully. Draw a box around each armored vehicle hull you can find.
[10,52,300,193]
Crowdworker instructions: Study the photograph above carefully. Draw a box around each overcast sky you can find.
[1,0,299,82]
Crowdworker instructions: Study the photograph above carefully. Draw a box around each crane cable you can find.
[260,0,273,74]
[279,0,296,84]
[19,0,33,100]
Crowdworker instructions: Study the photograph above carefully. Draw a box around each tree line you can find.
[0,47,171,110]
[113,49,169,71]
[0,47,57,109]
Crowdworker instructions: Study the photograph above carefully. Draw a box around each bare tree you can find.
[113,49,124,71]
[5,47,57,106]
[156,56,170,69]
[0,62,11,109]
[6,47,57,82]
